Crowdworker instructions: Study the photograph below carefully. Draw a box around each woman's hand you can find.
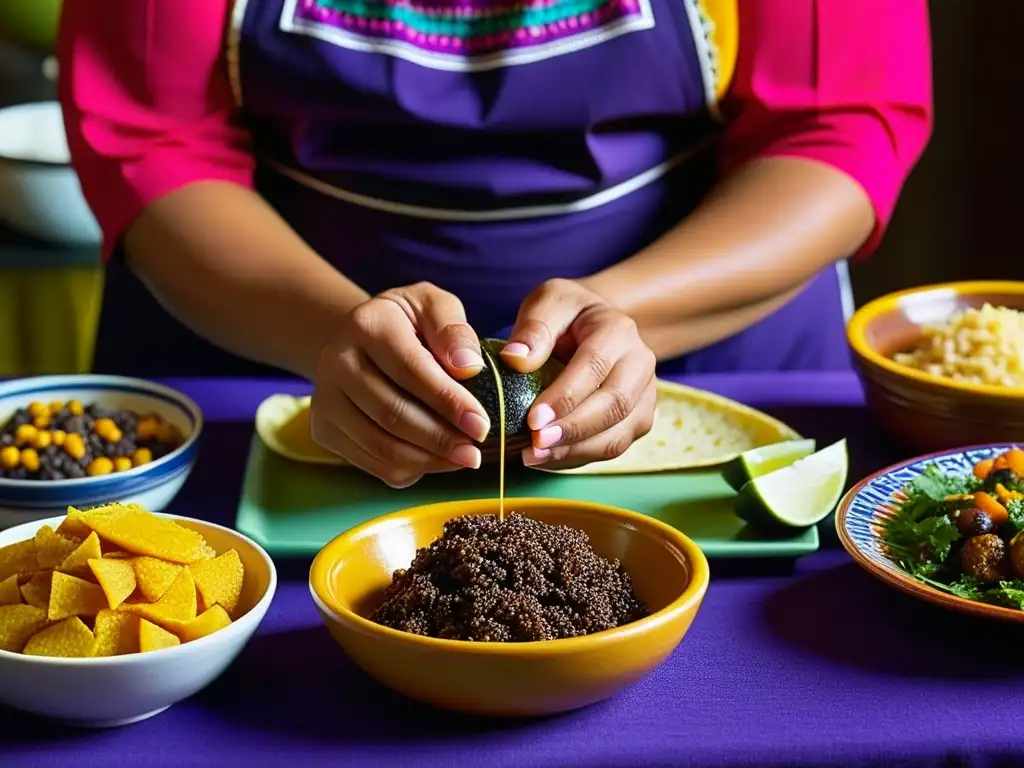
[502,279,657,470]
[312,283,492,488]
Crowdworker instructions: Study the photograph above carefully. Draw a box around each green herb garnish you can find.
[880,457,1024,611]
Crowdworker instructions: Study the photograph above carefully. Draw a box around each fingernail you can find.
[451,348,484,370]
[523,447,550,466]
[460,411,490,443]
[450,443,482,469]
[529,403,556,430]
[535,425,562,449]
[503,342,530,357]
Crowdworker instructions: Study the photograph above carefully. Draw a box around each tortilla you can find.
[541,380,801,475]
[254,381,799,475]
[254,394,347,466]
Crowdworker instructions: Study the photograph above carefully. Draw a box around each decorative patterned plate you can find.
[835,444,1024,622]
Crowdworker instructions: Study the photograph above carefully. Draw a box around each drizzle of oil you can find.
[483,349,506,522]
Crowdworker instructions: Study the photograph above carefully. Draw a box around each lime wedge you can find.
[721,439,817,492]
[735,439,848,530]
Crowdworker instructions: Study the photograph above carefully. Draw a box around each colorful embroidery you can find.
[682,0,738,114]
[280,0,655,71]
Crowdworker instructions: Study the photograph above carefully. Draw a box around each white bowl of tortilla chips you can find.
[0,505,276,727]
[255,380,800,475]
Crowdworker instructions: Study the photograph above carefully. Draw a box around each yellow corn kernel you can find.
[51,430,66,447]
[64,433,86,460]
[113,457,133,472]
[14,424,37,446]
[156,422,177,444]
[32,414,50,429]
[31,430,52,450]
[20,448,40,473]
[86,457,114,476]
[106,427,123,444]
[93,418,116,439]
[132,447,153,467]
[1,446,19,469]
[136,418,157,441]
[67,399,84,416]
[27,402,48,418]
[48,401,64,413]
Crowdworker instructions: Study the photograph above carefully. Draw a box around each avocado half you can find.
[458,338,562,462]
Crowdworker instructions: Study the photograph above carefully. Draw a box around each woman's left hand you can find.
[501,278,658,469]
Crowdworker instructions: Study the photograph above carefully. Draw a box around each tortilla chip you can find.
[197,543,218,561]
[34,525,81,569]
[0,574,21,606]
[139,618,180,652]
[57,532,103,578]
[81,504,209,564]
[88,558,137,610]
[132,556,183,602]
[56,508,93,540]
[23,616,95,658]
[0,604,48,652]
[164,604,232,643]
[20,571,51,610]
[49,571,107,621]
[0,539,37,583]
[93,609,140,656]
[123,567,196,626]
[190,550,244,616]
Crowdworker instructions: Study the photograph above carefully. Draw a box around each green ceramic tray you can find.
[234,436,819,558]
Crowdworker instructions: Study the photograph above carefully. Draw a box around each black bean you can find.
[65,463,85,479]
[8,467,27,480]
[63,416,88,434]
[0,434,14,447]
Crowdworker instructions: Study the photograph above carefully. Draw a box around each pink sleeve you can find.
[58,0,254,261]
[719,0,933,258]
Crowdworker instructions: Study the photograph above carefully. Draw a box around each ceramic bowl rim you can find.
[835,443,1024,623]
[0,101,71,169]
[309,497,710,655]
[0,375,203,495]
[0,512,278,665]
[847,280,1024,401]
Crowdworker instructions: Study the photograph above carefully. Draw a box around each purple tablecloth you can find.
[5,373,1024,768]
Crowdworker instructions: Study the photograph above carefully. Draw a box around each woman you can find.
[59,0,932,485]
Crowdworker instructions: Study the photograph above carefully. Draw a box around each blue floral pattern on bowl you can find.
[836,444,1024,621]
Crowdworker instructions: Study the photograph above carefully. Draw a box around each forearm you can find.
[581,157,875,359]
[124,181,369,379]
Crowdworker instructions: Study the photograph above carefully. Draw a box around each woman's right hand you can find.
[311,283,492,488]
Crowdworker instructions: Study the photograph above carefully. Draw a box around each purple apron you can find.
[94,0,852,376]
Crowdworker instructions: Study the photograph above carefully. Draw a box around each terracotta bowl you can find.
[847,281,1024,453]
[308,498,709,717]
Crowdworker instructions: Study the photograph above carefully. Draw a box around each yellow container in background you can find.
[0,266,103,375]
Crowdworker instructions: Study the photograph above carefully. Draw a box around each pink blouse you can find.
[58,0,933,262]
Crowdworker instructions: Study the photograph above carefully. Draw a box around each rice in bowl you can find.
[893,303,1024,388]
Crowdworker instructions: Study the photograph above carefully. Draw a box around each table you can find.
[5,373,1023,768]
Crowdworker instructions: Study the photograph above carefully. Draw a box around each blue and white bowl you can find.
[835,444,1024,623]
[0,376,202,528]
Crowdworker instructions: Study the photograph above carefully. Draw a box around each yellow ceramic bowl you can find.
[847,280,1024,452]
[309,498,709,717]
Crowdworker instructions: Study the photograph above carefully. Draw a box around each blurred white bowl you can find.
[0,100,101,245]
[0,513,277,727]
